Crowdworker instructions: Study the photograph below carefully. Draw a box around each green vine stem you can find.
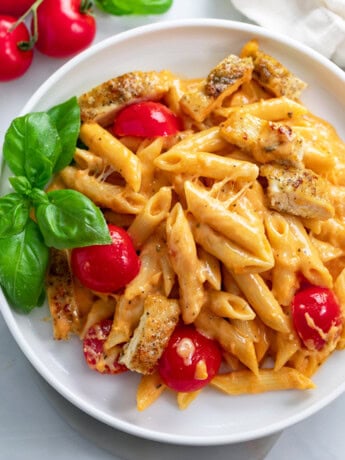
[9,0,45,50]
[80,0,94,13]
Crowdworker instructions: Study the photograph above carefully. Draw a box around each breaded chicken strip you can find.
[46,248,81,340]
[241,39,307,100]
[260,163,334,220]
[119,294,180,375]
[220,111,304,167]
[78,70,174,126]
[180,54,253,122]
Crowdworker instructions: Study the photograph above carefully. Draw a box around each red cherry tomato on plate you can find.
[34,0,96,58]
[291,286,342,350]
[158,324,222,392]
[0,16,33,81]
[113,101,182,138]
[0,0,35,16]
[71,224,140,293]
[83,319,128,374]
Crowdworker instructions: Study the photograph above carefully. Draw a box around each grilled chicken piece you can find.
[119,294,180,375]
[46,248,81,340]
[241,39,307,100]
[260,163,334,220]
[220,111,304,167]
[78,70,174,127]
[180,54,253,122]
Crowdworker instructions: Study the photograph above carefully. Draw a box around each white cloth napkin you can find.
[231,0,345,68]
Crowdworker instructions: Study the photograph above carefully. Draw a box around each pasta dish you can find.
[45,39,345,411]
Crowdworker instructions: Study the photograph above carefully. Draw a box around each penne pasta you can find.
[79,122,142,192]
[104,295,145,350]
[211,367,315,395]
[177,390,202,410]
[215,96,308,121]
[198,247,221,291]
[79,296,116,339]
[185,180,272,262]
[137,373,166,411]
[127,187,172,248]
[285,215,333,288]
[60,166,145,214]
[136,137,165,195]
[273,332,300,371]
[74,147,105,173]
[123,234,164,301]
[190,217,274,274]
[166,203,205,323]
[195,308,259,375]
[232,272,291,333]
[264,211,300,306]
[155,149,259,182]
[207,290,256,321]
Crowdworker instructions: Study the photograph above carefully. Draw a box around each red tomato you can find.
[34,0,96,58]
[71,224,140,293]
[291,286,342,350]
[0,16,33,81]
[83,319,128,374]
[0,0,35,17]
[113,101,182,138]
[158,324,222,392]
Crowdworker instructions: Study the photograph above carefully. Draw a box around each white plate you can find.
[1,19,345,446]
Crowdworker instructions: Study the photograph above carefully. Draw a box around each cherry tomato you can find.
[158,324,222,392]
[34,0,96,58]
[113,101,182,138]
[0,0,35,17]
[71,224,140,293]
[0,16,33,81]
[83,319,128,374]
[291,286,342,350]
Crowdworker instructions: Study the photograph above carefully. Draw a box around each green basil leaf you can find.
[95,0,173,15]
[0,193,30,238]
[0,220,49,313]
[48,97,81,172]
[35,189,112,249]
[95,0,131,14]
[3,112,61,189]
[29,187,49,207]
[9,176,32,195]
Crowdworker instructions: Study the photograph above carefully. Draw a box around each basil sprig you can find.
[0,97,111,313]
[95,0,173,16]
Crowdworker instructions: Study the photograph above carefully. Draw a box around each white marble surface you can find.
[0,1,344,459]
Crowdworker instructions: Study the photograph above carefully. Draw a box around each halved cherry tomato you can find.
[71,224,140,293]
[83,319,128,374]
[291,285,342,351]
[34,0,96,58]
[0,0,35,17]
[113,101,182,138]
[158,324,222,392]
[0,15,33,81]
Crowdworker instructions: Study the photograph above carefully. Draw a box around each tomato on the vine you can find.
[0,16,33,81]
[0,0,35,17]
[83,319,128,374]
[158,324,222,392]
[34,0,96,58]
[113,101,182,138]
[71,224,140,293]
[291,285,342,351]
